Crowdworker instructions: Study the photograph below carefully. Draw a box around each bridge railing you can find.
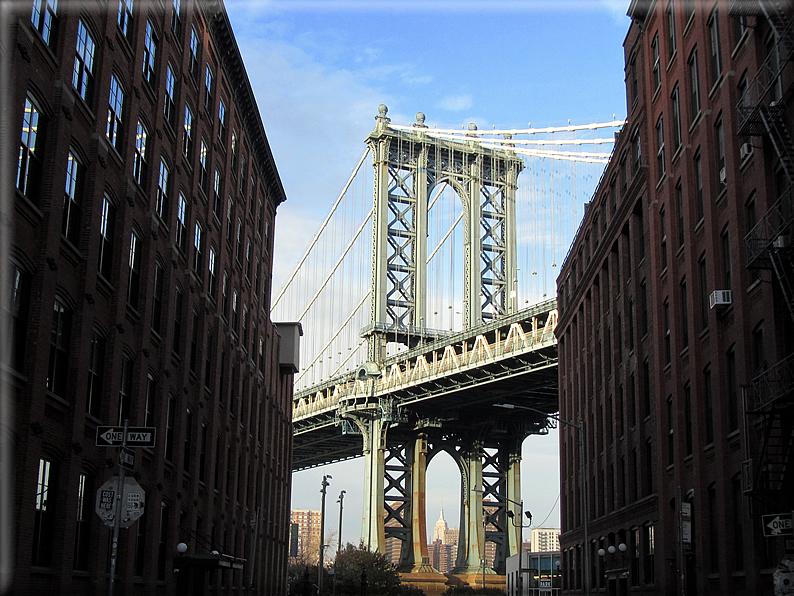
[292,300,558,423]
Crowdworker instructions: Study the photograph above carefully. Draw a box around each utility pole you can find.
[319,475,332,595]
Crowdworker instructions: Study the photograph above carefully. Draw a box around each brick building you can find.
[556,1,794,594]
[4,0,297,594]
[290,509,321,565]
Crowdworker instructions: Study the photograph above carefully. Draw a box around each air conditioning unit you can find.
[719,167,727,185]
[774,235,790,249]
[709,289,733,309]
[740,142,753,159]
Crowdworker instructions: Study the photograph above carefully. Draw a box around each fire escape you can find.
[734,0,794,512]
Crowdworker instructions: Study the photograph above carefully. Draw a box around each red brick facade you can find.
[556,1,794,594]
[5,0,295,594]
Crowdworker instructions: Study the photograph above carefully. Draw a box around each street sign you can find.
[96,426,156,447]
[763,513,794,537]
[539,579,552,587]
[681,502,692,548]
[94,477,146,528]
[119,448,135,470]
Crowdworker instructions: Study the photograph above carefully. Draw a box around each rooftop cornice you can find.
[198,0,287,208]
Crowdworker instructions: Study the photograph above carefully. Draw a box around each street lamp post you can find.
[319,475,332,595]
[494,402,590,596]
[333,490,345,596]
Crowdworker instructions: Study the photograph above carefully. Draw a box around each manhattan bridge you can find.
[273,105,624,584]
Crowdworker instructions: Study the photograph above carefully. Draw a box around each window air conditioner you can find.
[709,289,732,309]
[740,142,753,159]
[774,235,790,249]
[719,167,727,185]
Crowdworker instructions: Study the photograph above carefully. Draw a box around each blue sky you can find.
[224,0,632,551]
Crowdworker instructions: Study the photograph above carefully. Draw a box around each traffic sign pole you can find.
[108,419,128,596]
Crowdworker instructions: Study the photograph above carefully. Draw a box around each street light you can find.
[319,475,332,595]
[333,490,345,596]
[494,402,590,596]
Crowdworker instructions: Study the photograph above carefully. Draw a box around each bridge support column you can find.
[410,434,433,572]
[456,441,487,576]
[359,415,388,552]
[506,449,522,560]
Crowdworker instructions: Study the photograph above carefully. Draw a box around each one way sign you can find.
[762,513,794,537]
[96,426,156,447]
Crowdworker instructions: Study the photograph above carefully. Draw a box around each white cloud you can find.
[437,94,473,112]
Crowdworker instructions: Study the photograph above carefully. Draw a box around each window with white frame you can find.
[73,21,95,102]
[656,114,665,180]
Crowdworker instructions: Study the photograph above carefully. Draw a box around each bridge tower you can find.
[345,107,530,587]
[362,105,524,363]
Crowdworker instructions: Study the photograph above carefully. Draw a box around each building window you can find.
[630,53,638,103]
[199,138,208,193]
[680,277,689,348]
[7,265,31,372]
[164,64,176,128]
[660,206,667,271]
[183,104,194,160]
[218,98,227,142]
[708,7,722,86]
[133,503,147,577]
[143,21,157,85]
[18,96,43,202]
[707,483,718,572]
[127,230,141,309]
[213,169,223,220]
[715,117,726,192]
[642,359,651,418]
[733,13,747,45]
[644,438,653,496]
[86,332,105,418]
[746,193,760,282]
[189,312,199,373]
[245,237,252,280]
[118,355,133,424]
[663,298,671,365]
[643,525,655,584]
[699,253,708,330]
[666,1,676,58]
[97,195,116,281]
[152,262,164,334]
[652,33,661,93]
[31,0,58,45]
[671,84,682,152]
[620,154,628,197]
[176,193,188,252]
[631,127,641,174]
[106,75,124,149]
[222,271,229,318]
[184,407,193,472]
[117,0,134,40]
[232,289,239,333]
[73,473,91,571]
[704,365,714,444]
[189,26,199,80]
[199,423,208,483]
[133,120,148,184]
[673,181,684,248]
[73,21,95,102]
[684,383,693,455]
[732,475,744,570]
[721,226,732,291]
[144,373,156,427]
[208,246,217,300]
[157,158,169,220]
[165,396,176,461]
[694,151,704,222]
[157,502,169,580]
[193,220,204,275]
[32,458,56,566]
[685,0,694,23]
[727,346,739,432]
[752,321,766,374]
[47,298,71,397]
[666,395,674,465]
[62,151,84,245]
[236,219,243,263]
[231,131,238,171]
[640,279,648,336]
[204,65,214,111]
[656,114,665,181]
[688,47,700,121]
[173,287,183,355]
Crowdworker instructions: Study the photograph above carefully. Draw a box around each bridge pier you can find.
[349,413,388,553]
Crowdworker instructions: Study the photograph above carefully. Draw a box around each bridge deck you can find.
[292,301,559,471]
